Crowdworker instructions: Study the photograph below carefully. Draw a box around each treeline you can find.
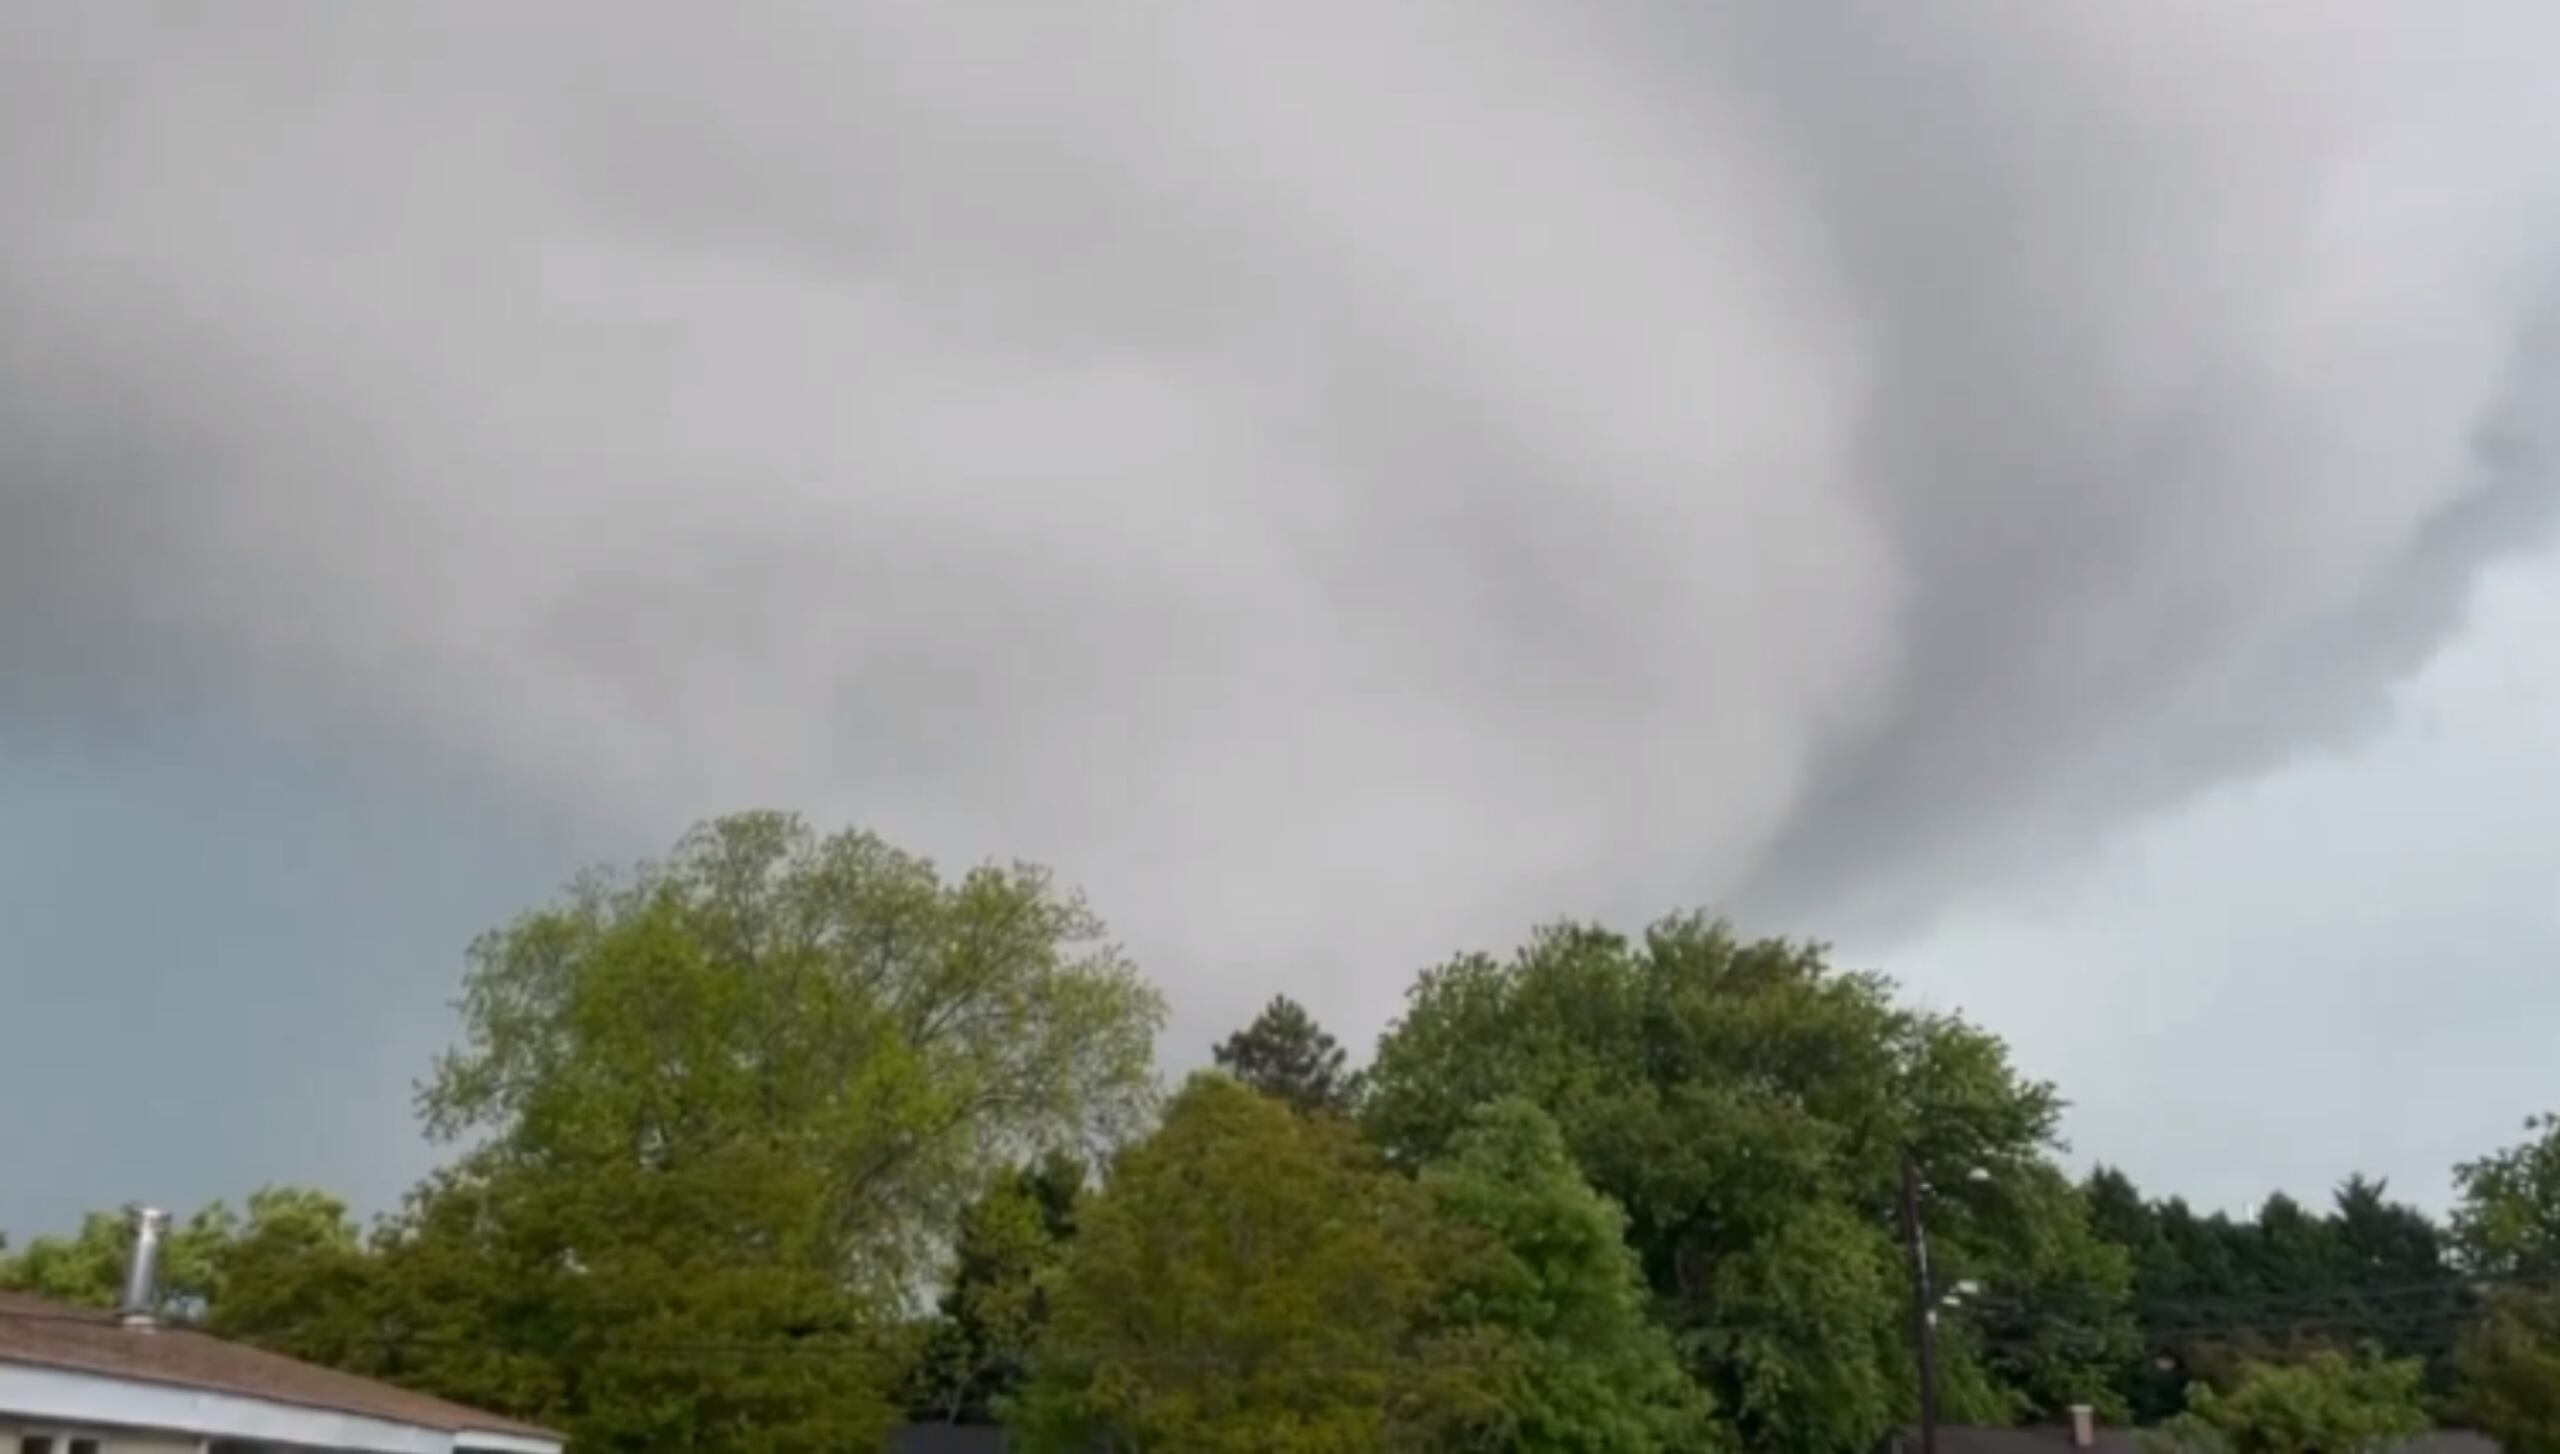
[2,813,2556,1452]
[2084,1169,2476,1421]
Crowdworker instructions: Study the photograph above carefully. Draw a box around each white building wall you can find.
[2,1366,554,1454]
[0,1420,204,1454]
[99,1428,203,1453]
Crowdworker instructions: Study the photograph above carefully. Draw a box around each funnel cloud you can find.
[4,4,2558,1219]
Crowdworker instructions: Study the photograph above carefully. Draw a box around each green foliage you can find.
[2084,1168,2466,1418]
[1947,1161,2141,1424]
[1015,1074,1426,1452]
[907,1152,1084,1422]
[1211,995,1358,1117]
[421,814,1162,1282]
[1020,1077,1724,1452]
[1408,1097,1724,1452]
[0,1191,346,1323]
[199,1187,368,1349]
[0,1203,216,1313]
[1362,915,2121,1451]
[224,813,1165,1454]
[2454,1288,2560,1454]
[2150,1351,2430,1453]
[2454,1112,2560,1279]
[26,850,2560,1454]
[2447,1115,2560,1452]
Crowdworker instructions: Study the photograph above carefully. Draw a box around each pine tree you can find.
[1210,995,1357,1116]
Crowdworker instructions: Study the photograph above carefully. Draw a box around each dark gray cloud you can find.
[5,0,2558,1062]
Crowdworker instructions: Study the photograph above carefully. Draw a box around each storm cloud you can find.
[6,0,2559,1054]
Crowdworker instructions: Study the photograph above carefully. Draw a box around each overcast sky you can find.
[5,2,2558,1238]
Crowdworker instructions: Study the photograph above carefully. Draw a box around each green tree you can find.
[0,1192,337,1321]
[2449,1113,2560,1453]
[1211,995,1357,1116]
[2454,1288,2560,1454]
[204,1190,400,1374]
[0,1204,215,1313]
[2151,1351,2430,1453]
[1952,1162,2141,1424]
[233,813,1165,1453]
[1014,1073,1427,1452]
[1020,1077,1718,1452]
[2454,1112,2560,1279]
[906,1152,1084,1423]
[2325,1175,2468,1393]
[1362,916,2129,1452]
[1407,1097,1723,1452]
[2330,1176,2445,1290]
[2082,1169,2466,1418]
[2085,1167,2194,1422]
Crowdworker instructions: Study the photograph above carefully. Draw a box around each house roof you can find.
[1901,1429,2143,1453]
[887,1425,1011,1454]
[0,1291,560,1446]
[1911,1426,2498,1454]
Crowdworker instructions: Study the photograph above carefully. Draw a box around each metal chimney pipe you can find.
[2069,1404,2096,1449]
[119,1206,168,1329]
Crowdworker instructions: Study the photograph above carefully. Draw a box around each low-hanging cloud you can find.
[5,2,2558,1046]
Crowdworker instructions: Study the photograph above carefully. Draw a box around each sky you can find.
[3,2,2558,1237]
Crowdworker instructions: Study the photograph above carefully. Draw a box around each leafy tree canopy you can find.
[906,1152,1084,1424]
[2455,1287,2560,1454]
[1018,1076,1720,1452]
[0,1189,347,1320]
[2152,1351,2430,1454]
[1362,915,2127,1452]
[1409,1097,1723,1452]
[1015,1073,1425,1452]
[2447,1113,2560,1454]
[2455,1112,2560,1280]
[216,813,1166,1454]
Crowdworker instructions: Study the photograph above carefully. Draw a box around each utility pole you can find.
[1897,1149,1939,1454]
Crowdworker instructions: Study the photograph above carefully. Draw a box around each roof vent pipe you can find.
[120,1206,168,1329]
[2070,1403,2096,1448]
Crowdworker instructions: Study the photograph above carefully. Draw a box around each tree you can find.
[906,1152,1084,1423]
[2152,1351,2430,1453]
[1019,1076,1720,1452]
[2330,1176,2446,1290]
[0,1203,227,1314]
[2454,1112,2560,1279]
[2081,1168,2467,1419]
[2084,1167,2194,1422]
[2450,1113,2560,1453]
[2454,1288,2560,1454]
[1211,995,1357,1116]
[1951,1162,2141,1424]
[235,813,1165,1453]
[2325,1175,2469,1392]
[1407,1098,1723,1452]
[201,1189,419,1377]
[1362,916,2129,1452]
[0,1190,346,1323]
[1014,1074,1428,1452]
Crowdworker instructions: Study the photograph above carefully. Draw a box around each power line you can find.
[3,1269,2551,1370]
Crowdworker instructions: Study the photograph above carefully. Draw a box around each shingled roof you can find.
[0,1291,560,1447]
[1904,1425,2499,1453]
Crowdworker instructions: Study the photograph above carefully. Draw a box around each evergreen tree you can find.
[907,1154,1083,1424]
[1211,994,1358,1116]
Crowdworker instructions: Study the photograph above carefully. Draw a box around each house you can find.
[886,1427,1009,1454]
[0,1211,561,1454]
[1899,1424,2500,1453]
[1887,1429,2142,1452]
